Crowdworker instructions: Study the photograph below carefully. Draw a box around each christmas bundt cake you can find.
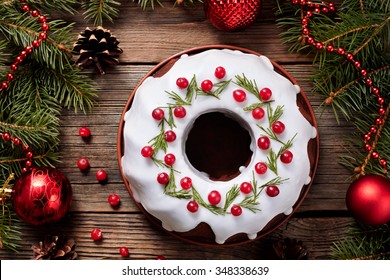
[118,46,319,245]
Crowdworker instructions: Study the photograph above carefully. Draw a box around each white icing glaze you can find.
[121,49,317,244]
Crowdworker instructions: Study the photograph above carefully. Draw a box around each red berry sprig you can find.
[290,0,388,173]
[0,1,49,93]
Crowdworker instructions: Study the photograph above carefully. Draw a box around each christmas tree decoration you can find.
[276,0,390,259]
[32,234,77,260]
[12,167,72,226]
[346,174,390,226]
[203,0,262,31]
[72,26,123,75]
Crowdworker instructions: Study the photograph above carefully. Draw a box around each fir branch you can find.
[136,0,164,10]
[331,223,390,260]
[81,0,121,27]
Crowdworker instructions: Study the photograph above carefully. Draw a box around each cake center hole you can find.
[185,112,253,182]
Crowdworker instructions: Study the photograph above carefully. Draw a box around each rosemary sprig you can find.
[166,91,192,106]
[223,184,240,211]
[266,134,297,175]
[149,121,168,154]
[164,168,177,193]
[234,74,261,100]
[197,79,232,99]
[267,149,279,175]
[186,75,198,103]
[243,102,271,111]
[267,104,284,126]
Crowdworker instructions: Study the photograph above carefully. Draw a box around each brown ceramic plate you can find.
[117,45,320,247]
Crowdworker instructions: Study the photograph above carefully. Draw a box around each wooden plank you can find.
[60,1,313,64]
[0,213,353,260]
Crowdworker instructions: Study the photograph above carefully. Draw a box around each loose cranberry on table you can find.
[77,158,89,170]
[108,194,120,207]
[78,127,91,138]
[91,228,103,241]
[156,255,167,260]
[119,246,130,257]
[96,169,108,181]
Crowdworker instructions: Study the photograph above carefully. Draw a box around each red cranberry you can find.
[96,169,108,181]
[240,182,253,194]
[164,153,176,166]
[180,177,192,190]
[201,80,213,92]
[255,162,268,175]
[176,77,189,89]
[108,194,121,207]
[280,150,293,164]
[187,201,199,213]
[233,89,247,102]
[91,229,103,241]
[174,106,186,118]
[257,136,271,150]
[266,186,280,197]
[157,172,169,184]
[208,190,221,205]
[214,66,226,79]
[164,130,176,142]
[271,121,285,134]
[141,146,154,158]
[231,205,242,216]
[152,108,164,120]
[77,158,89,170]
[259,88,272,101]
[119,246,129,257]
[252,107,265,119]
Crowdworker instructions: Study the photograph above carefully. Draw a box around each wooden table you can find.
[0,1,356,260]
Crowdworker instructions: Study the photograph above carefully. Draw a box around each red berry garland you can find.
[290,0,387,173]
[1,132,33,173]
[0,1,49,94]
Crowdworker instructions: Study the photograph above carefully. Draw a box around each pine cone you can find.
[72,26,123,75]
[32,234,77,260]
[272,237,309,260]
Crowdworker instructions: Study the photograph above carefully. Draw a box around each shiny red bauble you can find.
[12,167,72,225]
[204,0,262,31]
[346,174,390,226]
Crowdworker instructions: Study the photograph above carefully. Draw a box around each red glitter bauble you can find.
[12,167,72,225]
[204,0,262,31]
[346,174,390,226]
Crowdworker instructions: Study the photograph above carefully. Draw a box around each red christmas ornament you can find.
[12,167,72,225]
[204,0,262,31]
[346,174,390,226]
